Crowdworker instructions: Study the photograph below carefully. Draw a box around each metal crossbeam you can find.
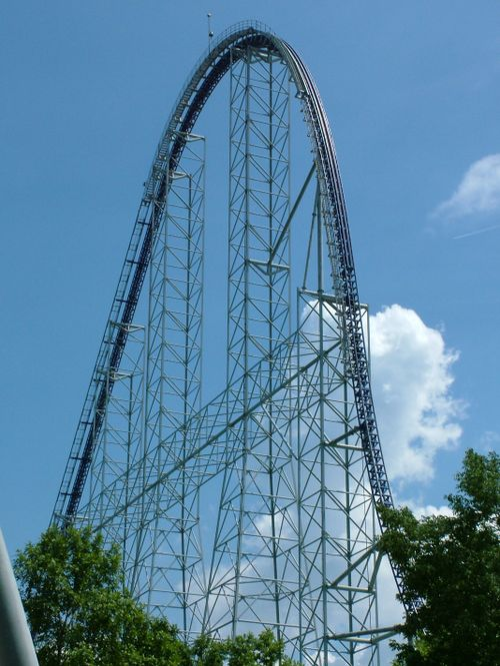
[52,23,402,666]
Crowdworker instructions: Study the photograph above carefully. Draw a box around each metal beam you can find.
[0,529,39,666]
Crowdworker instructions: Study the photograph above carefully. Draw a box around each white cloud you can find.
[479,430,500,452]
[434,153,500,218]
[370,304,462,484]
[400,499,453,518]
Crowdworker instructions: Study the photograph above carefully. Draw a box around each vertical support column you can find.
[226,46,291,385]
[296,185,381,664]
[135,133,206,634]
[205,45,292,637]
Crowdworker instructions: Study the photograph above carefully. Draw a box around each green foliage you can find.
[223,630,298,666]
[378,449,500,666]
[191,633,227,666]
[14,525,189,665]
[190,628,300,666]
[15,525,301,665]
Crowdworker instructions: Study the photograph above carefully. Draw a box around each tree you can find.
[15,525,301,665]
[222,629,298,666]
[189,628,300,666]
[14,525,190,665]
[378,449,500,665]
[190,633,227,666]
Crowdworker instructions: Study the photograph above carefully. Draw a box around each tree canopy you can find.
[14,525,190,665]
[21,449,499,665]
[378,448,500,665]
[14,525,298,665]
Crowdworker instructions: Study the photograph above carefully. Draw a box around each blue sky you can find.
[1,0,499,585]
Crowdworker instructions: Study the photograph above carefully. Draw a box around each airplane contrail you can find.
[453,224,500,240]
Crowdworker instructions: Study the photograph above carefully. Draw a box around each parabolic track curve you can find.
[53,21,402,603]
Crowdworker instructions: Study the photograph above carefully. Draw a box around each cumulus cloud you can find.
[434,153,500,219]
[400,499,453,519]
[369,304,462,485]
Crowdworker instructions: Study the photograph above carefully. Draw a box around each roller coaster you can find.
[52,22,401,665]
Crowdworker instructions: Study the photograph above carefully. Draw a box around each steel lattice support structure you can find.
[52,22,401,665]
[207,44,293,640]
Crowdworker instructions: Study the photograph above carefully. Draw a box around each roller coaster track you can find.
[52,21,405,630]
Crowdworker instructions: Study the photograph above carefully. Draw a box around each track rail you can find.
[52,21,396,589]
